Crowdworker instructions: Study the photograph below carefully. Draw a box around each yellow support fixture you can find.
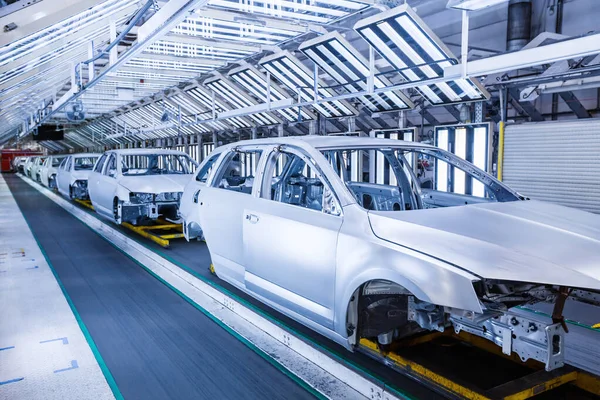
[359,336,600,399]
[360,338,490,400]
[121,221,184,248]
[74,199,95,210]
[498,120,505,181]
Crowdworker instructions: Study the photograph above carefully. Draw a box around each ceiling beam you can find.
[419,109,439,126]
[558,92,592,119]
[443,105,461,122]
[508,88,544,122]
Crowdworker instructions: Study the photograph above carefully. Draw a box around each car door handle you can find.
[246,214,259,224]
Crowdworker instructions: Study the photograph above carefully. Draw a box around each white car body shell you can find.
[56,153,101,198]
[187,136,600,350]
[30,156,47,182]
[39,155,67,187]
[87,149,195,222]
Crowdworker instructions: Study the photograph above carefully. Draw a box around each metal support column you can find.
[197,134,202,162]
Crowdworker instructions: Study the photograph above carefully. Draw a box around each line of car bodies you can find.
[180,136,600,373]
[18,137,600,374]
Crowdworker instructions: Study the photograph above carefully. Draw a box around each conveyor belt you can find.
[4,174,316,400]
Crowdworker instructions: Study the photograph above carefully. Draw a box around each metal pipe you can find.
[506,0,532,52]
[461,10,469,78]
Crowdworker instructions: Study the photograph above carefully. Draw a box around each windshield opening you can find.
[74,157,98,170]
[121,154,193,176]
[52,157,66,167]
[321,147,519,211]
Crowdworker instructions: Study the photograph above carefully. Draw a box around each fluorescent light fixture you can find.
[472,126,487,197]
[453,127,466,194]
[204,73,282,126]
[435,129,449,192]
[186,86,252,129]
[298,31,414,113]
[354,4,490,105]
[203,143,214,158]
[228,64,315,122]
[173,16,298,45]
[206,0,369,24]
[259,51,358,118]
[434,123,490,196]
[447,0,508,11]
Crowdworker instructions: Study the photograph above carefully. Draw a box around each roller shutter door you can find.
[503,119,600,213]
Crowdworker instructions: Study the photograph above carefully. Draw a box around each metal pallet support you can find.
[73,199,183,248]
[74,198,95,210]
[121,220,184,248]
[359,332,600,400]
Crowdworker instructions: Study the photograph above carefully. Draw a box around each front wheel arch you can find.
[339,272,431,341]
[113,197,122,223]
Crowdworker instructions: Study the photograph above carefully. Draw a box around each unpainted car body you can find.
[39,155,67,188]
[56,153,100,199]
[13,157,28,174]
[187,136,600,372]
[88,149,196,224]
[30,156,47,182]
[24,156,37,177]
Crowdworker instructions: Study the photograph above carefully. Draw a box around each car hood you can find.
[119,174,192,193]
[71,170,94,181]
[368,200,600,290]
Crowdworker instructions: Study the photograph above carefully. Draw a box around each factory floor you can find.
[0,173,316,400]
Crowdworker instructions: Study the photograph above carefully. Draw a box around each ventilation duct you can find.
[507,0,532,51]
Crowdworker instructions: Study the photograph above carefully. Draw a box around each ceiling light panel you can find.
[354,4,490,105]
[299,31,414,113]
[447,0,508,11]
[173,16,299,45]
[145,40,254,60]
[206,0,370,24]
[158,100,211,133]
[205,74,282,126]
[0,0,139,67]
[228,64,314,122]
[126,58,214,74]
[186,86,252,129]
[259,51,357,118]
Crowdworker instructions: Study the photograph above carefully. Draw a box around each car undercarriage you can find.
[348,280,599,372]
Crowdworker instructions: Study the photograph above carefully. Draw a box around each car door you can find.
[180,151,223,240]
[56,157,69,195]
[95,153,119,217]
[88,153,109,213]
[197,146,265,286]
[242,146,343,330]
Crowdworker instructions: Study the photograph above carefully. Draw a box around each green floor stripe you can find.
[9,181,124,400]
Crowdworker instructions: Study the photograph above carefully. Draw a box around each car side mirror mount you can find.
[323,186,341,216]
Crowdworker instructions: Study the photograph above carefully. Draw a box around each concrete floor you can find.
[3,174,315,400]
